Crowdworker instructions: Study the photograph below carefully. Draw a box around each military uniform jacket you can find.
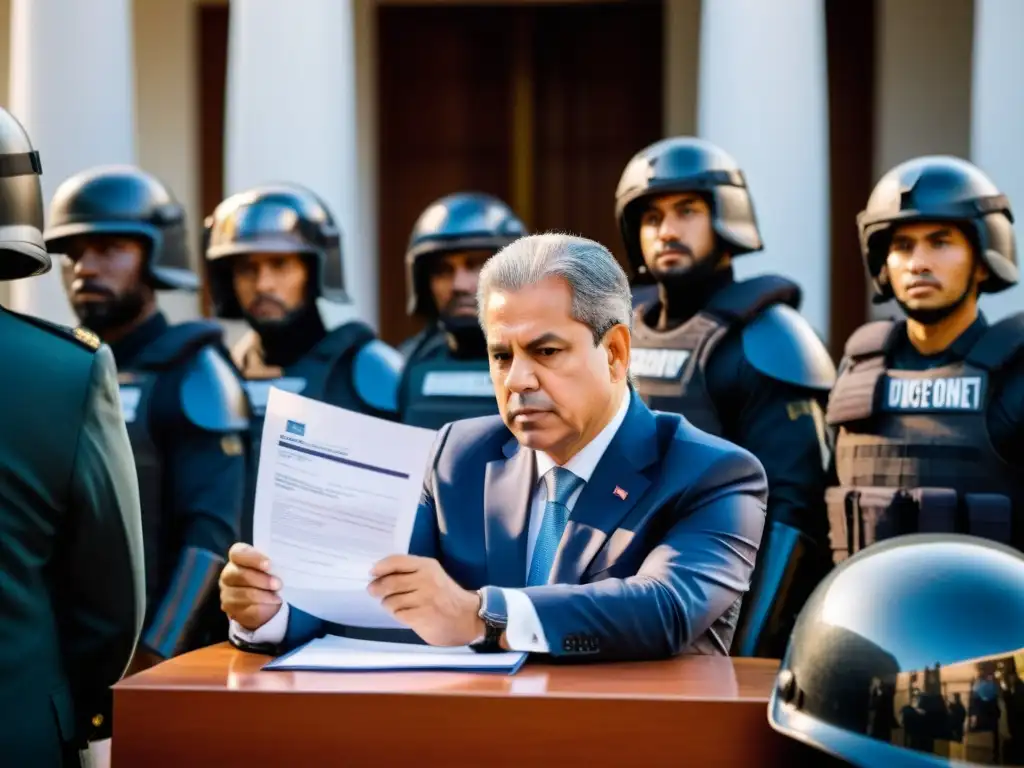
[825,315,1024,561]
[0,308,144,763]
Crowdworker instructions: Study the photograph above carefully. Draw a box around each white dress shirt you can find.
[231,389,631,652]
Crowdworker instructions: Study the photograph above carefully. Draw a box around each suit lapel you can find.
[550,392,660,584]
[483,438,535,588]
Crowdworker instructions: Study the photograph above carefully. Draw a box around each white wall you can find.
[697,0,832,339]
[971,0,1024,322]
[870,0,974,318]
[874,0,974,175]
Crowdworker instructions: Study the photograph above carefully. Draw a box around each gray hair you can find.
[477,232,633,343]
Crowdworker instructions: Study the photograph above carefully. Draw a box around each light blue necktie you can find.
[527,466,585,586]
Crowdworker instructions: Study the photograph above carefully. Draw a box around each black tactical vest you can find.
[240,321,376,541]
[825,317,1024,562]
[117,321,225,606]
[399,351,497,430]
[630,275,801,435]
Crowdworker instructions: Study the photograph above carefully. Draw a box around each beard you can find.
[71,285,147,332]
[440,291,477,320]
[895,275,976,325]
[647,240,720,287]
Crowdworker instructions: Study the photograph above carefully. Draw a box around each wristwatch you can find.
[473,586,508,652]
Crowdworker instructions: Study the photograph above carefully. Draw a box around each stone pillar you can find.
[224,0,376,327]
[8,0,136,324]
[697,0,831,339]
[971,0,1024,321]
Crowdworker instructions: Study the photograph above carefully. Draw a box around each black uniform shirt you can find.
[111,311,244,603]
[884,314,1024,468]
[646,273,831,543]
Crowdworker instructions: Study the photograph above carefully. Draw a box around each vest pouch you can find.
[825,486,856,563]
[961,493,1013,545]
[826,486,960,562]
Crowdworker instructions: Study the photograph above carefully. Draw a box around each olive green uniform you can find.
[0,307,144,765]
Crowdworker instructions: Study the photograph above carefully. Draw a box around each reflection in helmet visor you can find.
[868,648,1024,765]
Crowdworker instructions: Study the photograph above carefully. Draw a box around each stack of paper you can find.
[263,635,527,675]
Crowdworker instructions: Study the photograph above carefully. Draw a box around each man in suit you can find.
[221,233,767,660]
[0,108,145,763]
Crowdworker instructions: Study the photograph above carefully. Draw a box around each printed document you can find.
[252,388,437,629]
[263,635,527,675]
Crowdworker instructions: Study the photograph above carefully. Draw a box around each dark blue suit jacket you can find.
[283,391,767,659]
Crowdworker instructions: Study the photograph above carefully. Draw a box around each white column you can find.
[225,0,376,329]
[697,0,830,340]
[971,0,1024,322]
[8,0,136,324]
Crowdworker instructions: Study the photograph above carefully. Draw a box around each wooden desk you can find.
[112,643,815,766]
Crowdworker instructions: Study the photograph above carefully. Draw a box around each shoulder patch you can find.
[3,308,102,353]
[73,326,101,350]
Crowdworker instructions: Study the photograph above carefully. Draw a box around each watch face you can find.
[478,587,507,627]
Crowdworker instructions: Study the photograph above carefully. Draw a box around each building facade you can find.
[0,0,1021,355]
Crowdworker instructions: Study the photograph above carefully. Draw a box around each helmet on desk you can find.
[768,534,1024,767]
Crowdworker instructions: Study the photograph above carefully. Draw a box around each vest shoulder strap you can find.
[133,320,225,369]
[308,320,377,363]
[966,312,1024,371]
[704,275,801,324]
[843,319,901,360]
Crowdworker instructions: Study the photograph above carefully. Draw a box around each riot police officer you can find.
[825,155,1024,561]
[770,533,1024,766]
[614,136,837,658]
[398,192,526,429]
[0,111,144,763]
[203,183,404,538]
[46,165,249,673]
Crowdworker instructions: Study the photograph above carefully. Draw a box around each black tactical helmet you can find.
[405,192,526,317]
[614,136,763,281]
[203,183,345,320]
[0,107,48,281]
[769,534,1024,767]
[44,165,198,291]
[858,156,1017,299]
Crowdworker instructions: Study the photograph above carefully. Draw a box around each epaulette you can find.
[5,308,101,352]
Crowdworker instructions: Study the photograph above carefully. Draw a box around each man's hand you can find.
[219,543,283,631]
[368,555,484,646]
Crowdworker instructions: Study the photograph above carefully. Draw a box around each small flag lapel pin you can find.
[613,486,628,501]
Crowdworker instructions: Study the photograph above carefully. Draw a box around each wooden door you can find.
[376,1,664,346]
[377,6,518,344]
[529,1,664,268]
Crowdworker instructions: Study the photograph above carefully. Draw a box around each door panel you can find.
[377,6,516,345]
[531,2,664,272]
[376,2,664,346]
